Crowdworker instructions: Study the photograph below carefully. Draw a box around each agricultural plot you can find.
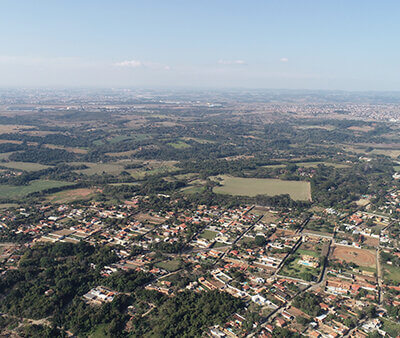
[73,162,125,175]
[126,160,179,179]
[0,180,71,199]
[212,175,311,201]
[0,161,50,171]
[262,161,349,169]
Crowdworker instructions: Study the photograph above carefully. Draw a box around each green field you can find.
[0,152,14,160]
[0,161,50,171]
[167,141,190,149]
[381,318,400,337]
[129,163,179,179]
[0,180,71,199]
[263,161,349,169]
[297,248,319,258]
[384,264,400,283]
[200,230,218,240]
[155,259,181,272]
[73,162,124,175]
[212,175,311,201]
[0,203,18,209]
[181,185,205,194]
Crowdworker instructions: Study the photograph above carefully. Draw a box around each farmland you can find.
[0,180,71,199]
[0,161,50,171]
[212,175,312,201]
[72,162,125,175]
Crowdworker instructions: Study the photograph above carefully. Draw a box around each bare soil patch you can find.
[330,245,376,267]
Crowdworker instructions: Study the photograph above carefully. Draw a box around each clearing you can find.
[0,161,50,171]
[0,180,72,199]
[47,188,98,203]
[212,175,311,201]
[330,245,376,268]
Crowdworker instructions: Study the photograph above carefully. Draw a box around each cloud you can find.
[114,60,171,71]
[218,59,246,65]
[280,57,289,62]
[114,60,143,68]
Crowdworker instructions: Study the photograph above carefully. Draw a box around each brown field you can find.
[0,124,35,133]
[330,245,376,267]
[44,144,88,154]
[135,212,166,225]
[47,188,98,203]
[347,126,374,132]
[363,236,379,247]
[106,150,138,157]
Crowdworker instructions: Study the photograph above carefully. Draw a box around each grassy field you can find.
[263,161,349,169]
[0,180,71,199]
[280,247,322,281]
[167,141,190,149]
[181,185,205,194]
[212,175,311,201]
[381,318,400,337]
[0,152,15,160]
[384,264,400,283]
[297,248,319,258]
[200,230,218,240]
[345,145,400,158]
[129,162,179,179]
[0,161,50,171]
[0,203,18,209]
[47,188,97,203]
[73,162,124,175]
[155,259,181,272]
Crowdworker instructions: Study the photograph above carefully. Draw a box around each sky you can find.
[0,0,400,90]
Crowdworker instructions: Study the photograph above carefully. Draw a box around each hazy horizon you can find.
[1,0,400,90]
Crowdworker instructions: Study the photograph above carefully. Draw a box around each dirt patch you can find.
[330,245,376,267]
[135,212,166,225]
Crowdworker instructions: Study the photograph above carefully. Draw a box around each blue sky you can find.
[1,0,399,90]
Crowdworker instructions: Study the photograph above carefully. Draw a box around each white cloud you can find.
[114,60,171,71]
[280,57,289,62]
[114,60,143,68]
[218,59,246,65]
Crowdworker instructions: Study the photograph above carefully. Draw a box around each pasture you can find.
[73,162,124,175]
[167,141,190,149]
[47,188,98,203]
[212,175,311,201]
[262,161,349,169]
[0,161,50,171]
[0,180,71,199]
